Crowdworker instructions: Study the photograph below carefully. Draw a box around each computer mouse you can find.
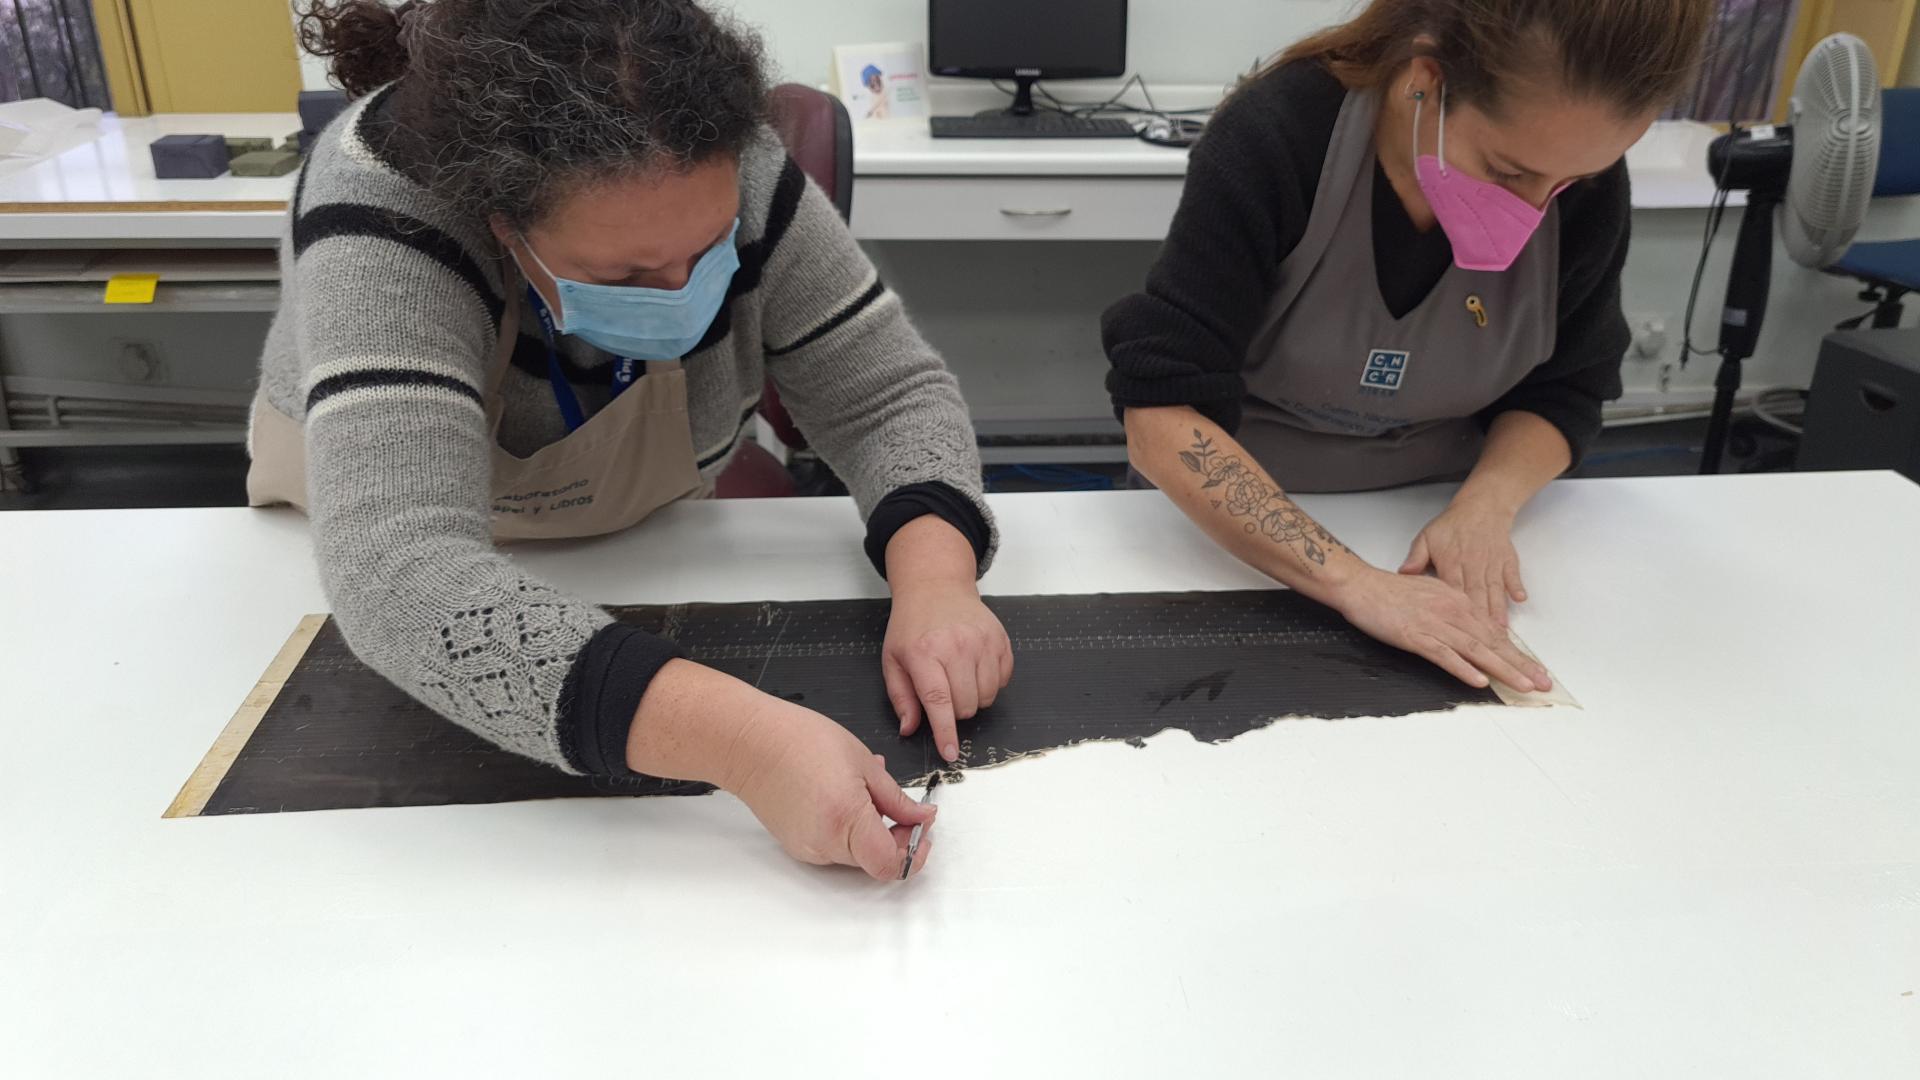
[1138,116,1205,148]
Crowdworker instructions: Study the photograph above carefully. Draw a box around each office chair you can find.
[715,84,855,499]
[771,82,856,222]
[1828,87,1920,330]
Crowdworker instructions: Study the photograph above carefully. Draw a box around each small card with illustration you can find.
[830,42,930,121]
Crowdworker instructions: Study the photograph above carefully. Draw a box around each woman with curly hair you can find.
[256,0,1010,880]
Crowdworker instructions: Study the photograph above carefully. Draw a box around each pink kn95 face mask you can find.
[1412,84,1567,272]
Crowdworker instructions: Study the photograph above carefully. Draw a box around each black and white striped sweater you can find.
[254,87,994,777]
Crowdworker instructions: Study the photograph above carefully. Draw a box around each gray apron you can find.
[1238,89,1560,493]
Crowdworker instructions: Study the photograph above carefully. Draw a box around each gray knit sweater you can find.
[255,88,994,776]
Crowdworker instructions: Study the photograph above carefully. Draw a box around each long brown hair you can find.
[1274,0,1714,117]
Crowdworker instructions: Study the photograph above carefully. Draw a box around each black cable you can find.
[1136,75,1160,118]
[1680,0,1773,368]
[1034,83,1084,115]
[1052,74,1153,120]
[1086,74,1149,118]
[1679,182,1733,366]
[1039,74,1210,122]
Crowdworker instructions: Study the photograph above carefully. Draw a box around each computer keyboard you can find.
[931,114,1138,139]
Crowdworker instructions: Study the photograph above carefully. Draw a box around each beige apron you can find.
[247,272,706,541]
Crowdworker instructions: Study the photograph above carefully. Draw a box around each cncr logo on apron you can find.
[1360,349,1411,393]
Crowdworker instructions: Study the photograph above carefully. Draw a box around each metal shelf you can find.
[0,426,244,448]
[0,280,279,314]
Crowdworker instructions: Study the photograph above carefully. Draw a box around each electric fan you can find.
[1699,33,1882,473]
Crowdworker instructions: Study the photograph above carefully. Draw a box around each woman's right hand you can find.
[1334,568,1551,693]
[628,661,938,881]
[721,696,939,881]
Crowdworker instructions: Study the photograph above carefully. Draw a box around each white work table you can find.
[0,112,302,245]
[2,474,1916,1077]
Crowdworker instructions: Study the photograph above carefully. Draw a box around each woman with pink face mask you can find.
[1104,0,1714,692]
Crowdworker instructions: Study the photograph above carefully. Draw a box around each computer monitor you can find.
[928,0,1128,117]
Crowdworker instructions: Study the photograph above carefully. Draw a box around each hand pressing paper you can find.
[1491,635,1578,708]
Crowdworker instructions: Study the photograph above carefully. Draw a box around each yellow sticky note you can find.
[103,273,160,304]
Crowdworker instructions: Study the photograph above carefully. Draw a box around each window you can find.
[0,0,111,108]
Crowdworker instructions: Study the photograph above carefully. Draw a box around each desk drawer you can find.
[851,177,1184,241]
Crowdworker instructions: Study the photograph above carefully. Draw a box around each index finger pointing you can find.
[902,652,960,762]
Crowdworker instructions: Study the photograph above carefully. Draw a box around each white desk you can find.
[0,111,1734,245]
[852,117,1737,241]
[3,475,1916,1077]
[855,117,1194,176]
[853,120,1190,242]
[0,110,1197,244]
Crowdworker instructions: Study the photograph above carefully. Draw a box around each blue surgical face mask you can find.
[516,220,741,361]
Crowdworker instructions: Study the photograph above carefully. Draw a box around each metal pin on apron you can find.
[1466,295,1489,328]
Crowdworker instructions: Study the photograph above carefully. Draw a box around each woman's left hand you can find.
[883,578,1014,765]
[1401,496,1527,628]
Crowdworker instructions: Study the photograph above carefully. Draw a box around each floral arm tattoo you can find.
[1179,430,1350,570]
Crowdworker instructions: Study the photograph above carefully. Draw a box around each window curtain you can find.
[0,0,111,108]
[1673,0,1803,121]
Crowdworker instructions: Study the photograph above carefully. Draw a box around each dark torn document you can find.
[173,590,1510,817]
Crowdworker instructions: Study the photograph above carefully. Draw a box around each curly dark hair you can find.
[296,0,770,229]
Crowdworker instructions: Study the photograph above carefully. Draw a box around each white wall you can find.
[296,1,1348,92]
[709,0,1344,89]
[298,0,1920,97]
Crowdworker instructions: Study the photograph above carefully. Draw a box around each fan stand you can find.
[1836,282,1910,331]
[1702,185,1786,475]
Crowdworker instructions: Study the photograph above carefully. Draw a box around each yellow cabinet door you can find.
[96,0,303,114]
[1782,0,1916,116]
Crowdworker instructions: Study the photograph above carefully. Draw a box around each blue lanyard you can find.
[525,286,640,433]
